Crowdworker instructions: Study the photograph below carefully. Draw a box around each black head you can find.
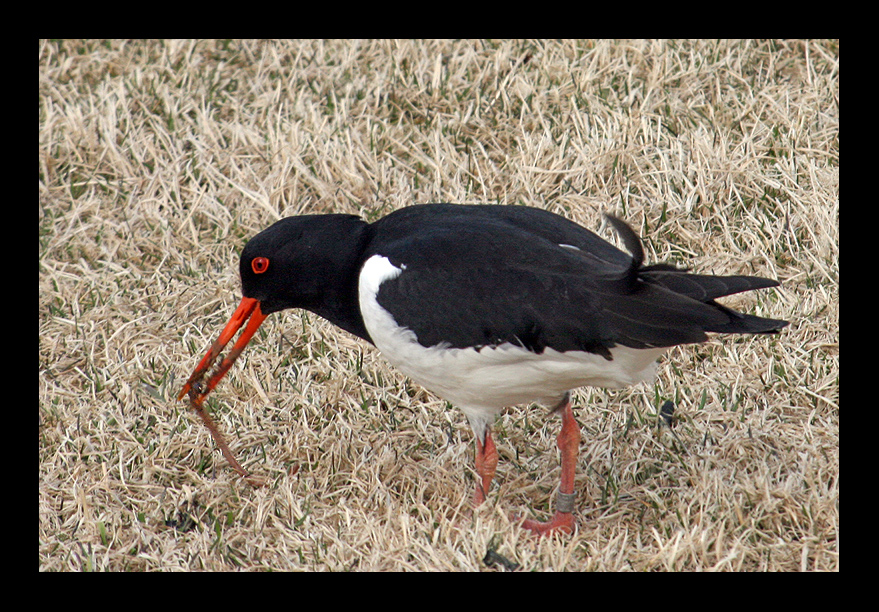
[178,214,371,409]
[238,214,372,338]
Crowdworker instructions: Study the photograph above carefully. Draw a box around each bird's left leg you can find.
[519,393,579,535]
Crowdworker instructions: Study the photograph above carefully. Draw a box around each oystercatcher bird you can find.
[179,204,787,534]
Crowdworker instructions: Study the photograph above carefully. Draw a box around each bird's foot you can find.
[513,491,576,535]
[516,511,575,535]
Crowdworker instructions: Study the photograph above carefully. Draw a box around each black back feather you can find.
[366,205,787,356]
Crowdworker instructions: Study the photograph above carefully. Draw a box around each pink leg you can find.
[519,399,580,535]
[473,430,498,505]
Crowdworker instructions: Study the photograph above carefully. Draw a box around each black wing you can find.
[367,205,786,358]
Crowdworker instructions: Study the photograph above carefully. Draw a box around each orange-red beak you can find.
[178,296,268,402]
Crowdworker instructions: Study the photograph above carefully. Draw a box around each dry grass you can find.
[39,39,838,571]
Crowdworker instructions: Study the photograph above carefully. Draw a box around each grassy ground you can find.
[39,39,838,571]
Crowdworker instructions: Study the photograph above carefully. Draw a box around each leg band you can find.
[556,491,576,514]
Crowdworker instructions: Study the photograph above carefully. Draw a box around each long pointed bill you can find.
[178,296,268,402]
[178,296,269,483]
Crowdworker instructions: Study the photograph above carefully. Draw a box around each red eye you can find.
[251,257,270,274]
